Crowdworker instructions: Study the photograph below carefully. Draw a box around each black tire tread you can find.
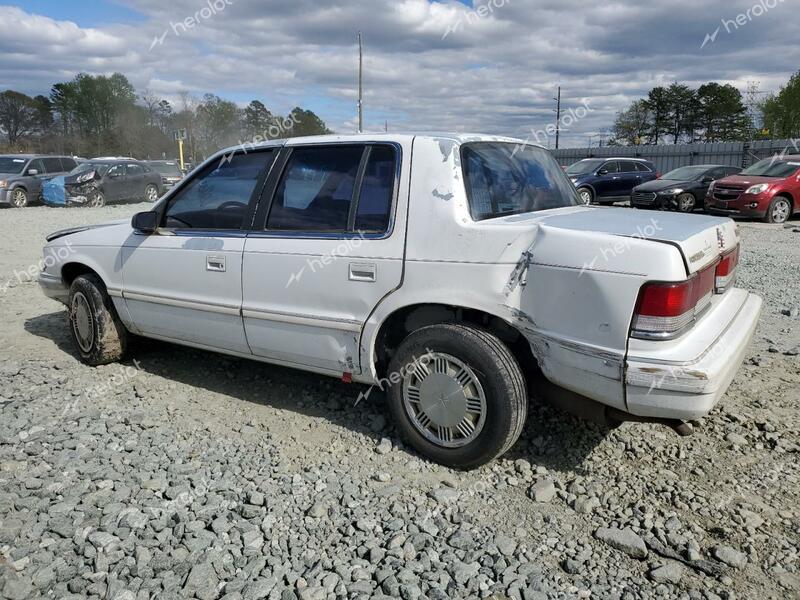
[68,274,128,365]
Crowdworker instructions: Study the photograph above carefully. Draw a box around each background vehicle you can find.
[42,160,163,207]
[707,156,800,223]
[0,155,77,207]
[566,158,659,205]
[632,164,742,212]
[145,160,184,191]
[38,134,761,469]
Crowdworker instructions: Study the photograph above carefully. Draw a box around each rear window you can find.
[461,143,579,220]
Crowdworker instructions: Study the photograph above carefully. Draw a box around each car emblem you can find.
[716,227,725,249]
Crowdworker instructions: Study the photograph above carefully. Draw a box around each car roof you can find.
[576,157,652,162]
[215,132,545,156]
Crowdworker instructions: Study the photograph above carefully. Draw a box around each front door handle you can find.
[349,262,376,282]
[206,255,226,272]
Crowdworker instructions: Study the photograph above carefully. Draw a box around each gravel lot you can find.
[0,204,798,600]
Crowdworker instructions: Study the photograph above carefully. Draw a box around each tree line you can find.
[610,71,800,146]
[0,72,332,162]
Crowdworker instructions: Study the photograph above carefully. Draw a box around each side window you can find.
[709,167,726,180]
[164,150,274,230]
[42,157,63,173]
[354,146,396,233]
[60,158,77,171]
[267,145,364,232]
[107,164,125,178]
[635,162,652,172]
[619,161,639,173]
[27,159,44,175]
[600,161,618,174]
[127,164,144,176]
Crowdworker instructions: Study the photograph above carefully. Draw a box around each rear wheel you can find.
[676,192,696,212]
[145,184,159,202]
[386,323,527,470]
[764,196,791,224]
[10,188,28,208]
[68,274,128,365]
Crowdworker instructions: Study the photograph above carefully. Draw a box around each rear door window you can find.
[635,162,652,172]
[267,145,364,232]
[600,161,619,174]
[619,161,639,173]
[42,157,64,173]
[354,145,396,233]
[60,157,77,171]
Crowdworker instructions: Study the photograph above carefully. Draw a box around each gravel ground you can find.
[0,204,798,600]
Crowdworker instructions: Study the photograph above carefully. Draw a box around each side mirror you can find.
[597,169,608,176]
[27,168,38,176]
[132,211,158,234]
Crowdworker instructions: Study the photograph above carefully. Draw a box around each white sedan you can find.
[39,134,762,469]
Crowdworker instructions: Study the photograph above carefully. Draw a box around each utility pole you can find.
[553,86,561,150]
[357,31,363,133]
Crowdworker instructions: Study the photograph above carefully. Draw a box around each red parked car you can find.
[706,155,799,223]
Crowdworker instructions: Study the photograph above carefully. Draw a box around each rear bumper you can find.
[625,289,762,420]
[38,271,69,305]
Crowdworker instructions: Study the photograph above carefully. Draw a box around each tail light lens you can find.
[656,171,662,179]
[632,264,716,339]
[715,246,739,293]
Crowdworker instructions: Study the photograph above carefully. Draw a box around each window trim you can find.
[251,141,401,240]
[156,148,278,233]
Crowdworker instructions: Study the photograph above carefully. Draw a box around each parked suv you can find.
[707,156,800,223]
[38,134,761,469]
[0,154,78,207]
[42,159,163,207]
[566,158,659,205]
[632,165,741,212]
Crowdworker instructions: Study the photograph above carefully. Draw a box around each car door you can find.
[241,141,407,375]
[103,164,128,200]
[25,158,48,196]
[120,150,276,353]
[124,163,146,200]
[592,161,619,198]
[40,157,66,196]
[616,161,642,195]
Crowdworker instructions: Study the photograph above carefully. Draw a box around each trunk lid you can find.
[529,207,738,274]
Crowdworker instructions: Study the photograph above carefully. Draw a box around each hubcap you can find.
[402,352,487,448]
[579,190,592,204]
[678,193,695,212]
[12,189,26,207]
[89,192,104,207]
[146,186,158,201]
[773,200,790,223]
[70,292,94,353]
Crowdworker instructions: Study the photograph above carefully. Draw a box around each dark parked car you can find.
[42,160,163,207]
[566,158,659,205]
[631,165,742,212]
[0,154,78,207]
[145,160,184,190]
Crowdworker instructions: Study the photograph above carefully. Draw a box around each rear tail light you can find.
[632,264,716,339]
[715,246,739,293]
[656,171,662,179]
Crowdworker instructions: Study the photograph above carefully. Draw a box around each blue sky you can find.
[3,0,798,145]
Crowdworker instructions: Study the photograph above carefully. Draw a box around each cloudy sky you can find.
[2,0,797,147]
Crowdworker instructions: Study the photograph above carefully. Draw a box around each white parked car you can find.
[38,134,762,469]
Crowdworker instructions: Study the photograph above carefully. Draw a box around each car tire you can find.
[68,274,129,366]
[386,323,528,470]
[764,196,791,224]
[87,189,106,208]
[145,184,159,202]
[577,187,593,205]
[10,188,28,208]
[676,192,696,212]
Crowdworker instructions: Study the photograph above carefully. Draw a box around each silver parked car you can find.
[0,154,78,207]
[38,134,762,469]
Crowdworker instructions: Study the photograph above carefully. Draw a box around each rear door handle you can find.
[349,262,376,282]
[206,255,226,272]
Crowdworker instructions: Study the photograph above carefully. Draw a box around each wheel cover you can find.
[678,193,695,211]
[773,199,790,223]
[70,292,95,353]
[579,189,592,204]
[11,189,26,207]
[402,352,487,448]
[146,185,158,201]
[88,191,104,207]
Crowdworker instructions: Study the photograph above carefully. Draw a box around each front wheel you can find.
[145,184,159,202]
[764,196,791,224]
[577,187,593,205]
[386,323,528,469]
[10,188,28,208]
[68,274,128,365]
[676,192,696,212]
[87,189,105,208]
